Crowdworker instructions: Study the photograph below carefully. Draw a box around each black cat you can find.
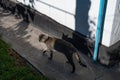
[39,34,87,73]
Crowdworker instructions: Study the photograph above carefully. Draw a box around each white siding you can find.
[17,0,76,30]
[17,0,120,47]
[110,0,120,46]
[88,0,100,39]
[101,0,120,47]
[17,0,100,37]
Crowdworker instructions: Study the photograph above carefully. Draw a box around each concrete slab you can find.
[0,10,95,80]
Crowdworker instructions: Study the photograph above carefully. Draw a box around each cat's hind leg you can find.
[66,55,75,73]
[42,50,47,56]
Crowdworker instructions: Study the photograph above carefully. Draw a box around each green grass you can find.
[0,38,48,80]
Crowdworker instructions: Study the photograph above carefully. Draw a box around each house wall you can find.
[17,0,76,30]
[102,0,120,47]
[16,0,120,47]
[110,0,120,46]
[17,0,100,37]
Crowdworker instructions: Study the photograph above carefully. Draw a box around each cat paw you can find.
[79,61,87,67]
[48,57,52,60]
[42,51,47,56]
[66,61,70,64]
[71,70,75,73]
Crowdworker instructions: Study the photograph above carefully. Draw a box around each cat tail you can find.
[75,51,87,67]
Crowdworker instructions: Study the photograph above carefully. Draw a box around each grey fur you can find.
[39,34,86,73]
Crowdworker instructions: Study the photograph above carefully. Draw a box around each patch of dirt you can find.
[8,49,27,67]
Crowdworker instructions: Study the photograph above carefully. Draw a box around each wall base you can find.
[99,41,120,66]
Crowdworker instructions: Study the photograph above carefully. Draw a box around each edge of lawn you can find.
[0,35,49,80]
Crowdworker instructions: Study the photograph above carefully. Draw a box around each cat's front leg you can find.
[48,50,53,60]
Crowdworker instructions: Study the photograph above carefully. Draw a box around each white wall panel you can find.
[34,0,50,17]
[17,0,120,47]
[102,0,117,47]
[17,0,76,31]
[39,0,76,15]
[49,7,66,26]
[88,0,100,40]
[66,13,75,30]
[110,0,120,46]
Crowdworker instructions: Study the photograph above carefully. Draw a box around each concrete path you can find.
[0,5,120,80]
[0,8,94,80]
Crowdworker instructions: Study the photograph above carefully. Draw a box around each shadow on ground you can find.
[0,12,96,80]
